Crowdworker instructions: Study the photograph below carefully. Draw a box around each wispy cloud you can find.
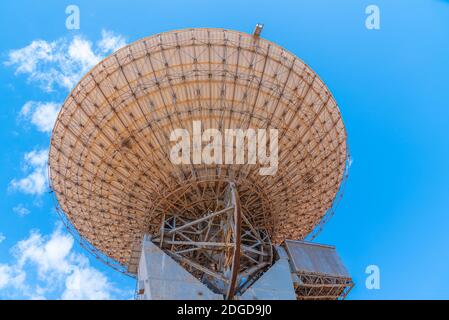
[0,264,26,294]
[13,204,31,217]
[9,149,48,195]
[0,224,130,299]
[8,31,126,195]
[0,233,6,244]
[62,263,118,300]
[19,101,61,134]
[5,30,126,92]
[97,30,127,54]
[3,30,130,299]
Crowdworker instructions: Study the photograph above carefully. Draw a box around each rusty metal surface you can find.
[226,183,242,300]
[49,28,347,270]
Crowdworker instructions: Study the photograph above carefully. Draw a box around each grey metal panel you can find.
[240,246,296,300]
[137,239,223,300]
[284,240,350,278]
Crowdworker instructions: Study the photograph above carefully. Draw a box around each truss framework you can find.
[48,28,348,271]
[292,273,353,300]
[152,182,272,299]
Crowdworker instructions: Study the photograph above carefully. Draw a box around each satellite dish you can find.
[49,28,348,299]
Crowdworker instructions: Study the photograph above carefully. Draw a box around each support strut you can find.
[152,181,272,299]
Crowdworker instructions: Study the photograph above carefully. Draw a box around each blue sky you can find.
[0,0,449,299]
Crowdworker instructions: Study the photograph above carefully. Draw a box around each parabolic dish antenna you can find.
[49,28,348,286]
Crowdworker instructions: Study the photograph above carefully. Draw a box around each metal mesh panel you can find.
[284,240,353,300]
[49,28,348,270]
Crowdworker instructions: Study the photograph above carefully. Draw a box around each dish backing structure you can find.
[49,26,353,300]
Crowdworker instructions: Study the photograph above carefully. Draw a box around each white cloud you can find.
[62,266,114,300]
[7,40,53,75]
[5,30,127,92]
[3,30,131,300]
[19,101,61,133]
[0,264,26,292]
[10,149,48,195]
[0,264,12,289]
[13,204,31,217]
[0,224,129,299]
[14,227,73,280]
[97,29,127,54]
[0,233,5,243]
[68,37,100,70]
[24,149,47,168]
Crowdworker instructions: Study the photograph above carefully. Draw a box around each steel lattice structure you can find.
[49,28,348,276]
[152,182,273,299]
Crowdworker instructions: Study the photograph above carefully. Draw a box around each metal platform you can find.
[284,240,354,300]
